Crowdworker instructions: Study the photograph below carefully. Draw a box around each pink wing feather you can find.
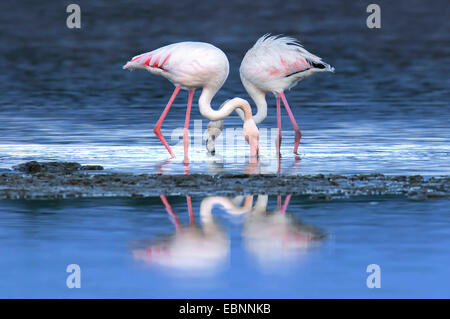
[123,47,173,72]
[242,34,333,80]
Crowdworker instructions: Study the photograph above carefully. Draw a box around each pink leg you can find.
[276,96,282,157]
[277,156,281,174]
[183,90,194,163]
[279,91,302,155]
[160,195,181,231]
[186,196,194,225]
[277,195,282,210]
[281,195,292,214]
[153,86,181,158]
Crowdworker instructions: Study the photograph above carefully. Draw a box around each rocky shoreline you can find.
[0,161,448,200]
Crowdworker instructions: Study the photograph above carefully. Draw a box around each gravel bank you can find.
[0,161,448,200]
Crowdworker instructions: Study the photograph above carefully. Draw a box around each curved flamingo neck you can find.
[239,79,267,124]
[198,87,253,121]
[200,196,254,221]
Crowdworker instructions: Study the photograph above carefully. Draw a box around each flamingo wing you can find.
[123,42,229,90]
[123,44,175,74]
[241,34,334,81]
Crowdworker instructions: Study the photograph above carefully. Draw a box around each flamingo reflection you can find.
[242,195,325,266]
[132,195,252,272]
[132,194,325,272]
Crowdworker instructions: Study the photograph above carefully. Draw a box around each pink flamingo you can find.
[123,42,259,161]
[207,35,334,156]
[241,34,334,155]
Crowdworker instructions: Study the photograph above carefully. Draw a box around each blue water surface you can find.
[0,0,449,299]
[0,0,448,175]
[0,196,448,298]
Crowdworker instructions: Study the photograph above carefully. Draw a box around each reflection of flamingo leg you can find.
[183,90,195,163]
[153,86,181,158]
[277,195,281,210]
[280,91,301,155]
[186,196,194,225]
[160,195,181,231]
[281,195,292,214]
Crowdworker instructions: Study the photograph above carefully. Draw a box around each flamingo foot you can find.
[293,131,302,155]
[277,155,281,174]
[275,136,282,158]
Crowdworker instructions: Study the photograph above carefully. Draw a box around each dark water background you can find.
[0,0,449,174]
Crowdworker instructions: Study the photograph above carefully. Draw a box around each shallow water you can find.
[0,0,449,300]
[0,0,449,175]
[0,195,448,298]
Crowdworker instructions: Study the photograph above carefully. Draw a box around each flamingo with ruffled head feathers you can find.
[123,42,259,161]
[207,34,334,156]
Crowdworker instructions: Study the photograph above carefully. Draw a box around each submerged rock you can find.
[80,165,104,171]
[13,161,81,174]
[13,161,103,174]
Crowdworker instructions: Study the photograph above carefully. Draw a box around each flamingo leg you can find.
[153,86,181,158]
[160,195,181,231]
[276,96,282,158]
[186,196,194,225]
[279,91,302,155]
[183,90,195,163]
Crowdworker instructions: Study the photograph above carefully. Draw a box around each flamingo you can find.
[123,42,259,161]
[207,34,334,156]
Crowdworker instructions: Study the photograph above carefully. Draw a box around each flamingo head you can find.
[243,118,259,158]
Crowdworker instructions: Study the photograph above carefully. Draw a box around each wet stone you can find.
[80,165,104,171]
[12,161,103,174]
[409,175,424,183]
[13,161,81,174]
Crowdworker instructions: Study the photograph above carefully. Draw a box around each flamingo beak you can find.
[249,136,259,158]
[243,120,260,159]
